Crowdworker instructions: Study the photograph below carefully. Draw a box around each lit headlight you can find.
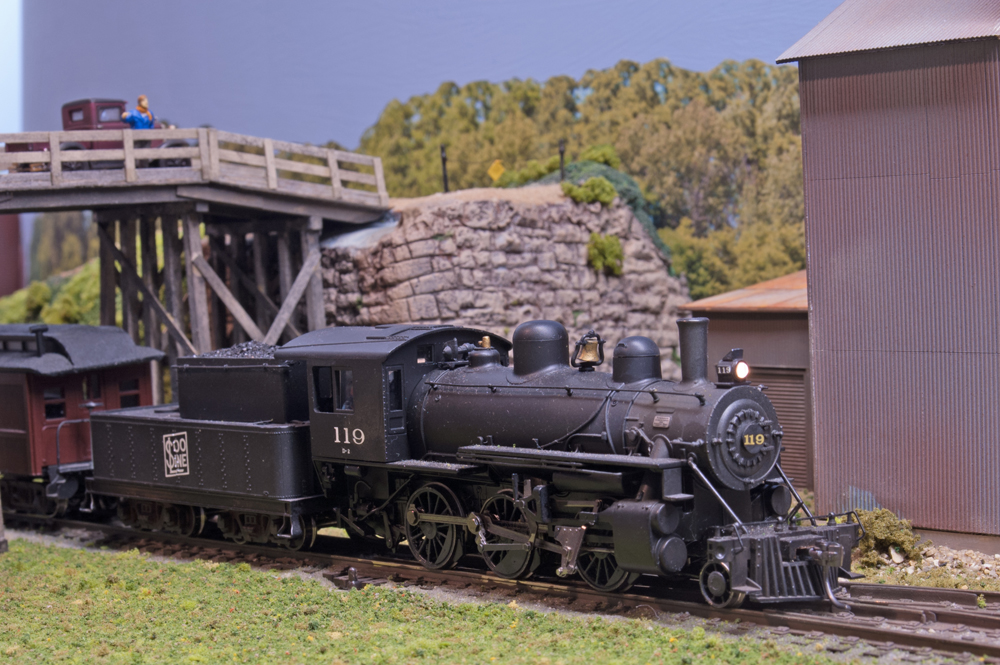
[716,348,751,386]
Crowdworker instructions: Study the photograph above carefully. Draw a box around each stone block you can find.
[386,282,414,300]
[382,257,433,285]
[412,272,457,295]
[537,252,557,271]
[368,301,409,324]
[407,295,440,320]
[554,243,585,266]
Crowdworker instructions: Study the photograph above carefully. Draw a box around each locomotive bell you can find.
[571,330,605,371]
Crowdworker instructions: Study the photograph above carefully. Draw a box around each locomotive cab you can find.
[274,324,510,464]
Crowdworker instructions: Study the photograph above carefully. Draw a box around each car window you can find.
[98,107,120,122]
[69,109,84,123]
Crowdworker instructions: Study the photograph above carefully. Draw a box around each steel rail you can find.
[7,512,1000,660]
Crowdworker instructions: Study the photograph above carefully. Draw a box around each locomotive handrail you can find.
[424,379,706,405]
[775,463,816,524]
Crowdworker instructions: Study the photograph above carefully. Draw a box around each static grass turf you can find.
[0,539,839,665]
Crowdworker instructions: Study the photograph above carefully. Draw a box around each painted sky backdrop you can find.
[11,1,841,145]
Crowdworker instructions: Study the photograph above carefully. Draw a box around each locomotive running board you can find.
[456,445,686,472]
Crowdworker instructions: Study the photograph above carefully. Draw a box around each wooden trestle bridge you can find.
[0,128,390,395]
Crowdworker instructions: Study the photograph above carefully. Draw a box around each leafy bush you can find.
[0,258,102,326]
[587,233,624,276]
[561,176,617,207]
[854,508,926,568]
[578,144,621,170]
[494,155,560,188]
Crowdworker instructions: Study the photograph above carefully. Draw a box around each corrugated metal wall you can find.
[800,39,1000,534]
[753,368,812,491]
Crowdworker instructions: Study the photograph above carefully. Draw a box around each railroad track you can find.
[7,512,1000,662]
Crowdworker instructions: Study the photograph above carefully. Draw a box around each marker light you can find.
[735,361,750,381]
[715,348,751,386]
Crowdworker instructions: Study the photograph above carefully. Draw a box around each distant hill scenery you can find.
[2,57,805,323]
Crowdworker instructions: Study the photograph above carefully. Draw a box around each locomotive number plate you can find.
[163,432,190,478]
[653,415,672,429]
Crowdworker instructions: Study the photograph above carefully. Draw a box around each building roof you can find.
[685,270,807,314]
[777,0,1000,63]
[0,324,163,376]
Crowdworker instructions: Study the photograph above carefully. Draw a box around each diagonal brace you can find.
[191,255,266,341]
[210,246,302,338]
[263,249,321,346]
[96,224,197,356]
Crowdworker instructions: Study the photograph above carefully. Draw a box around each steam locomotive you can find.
[73,317,861,607]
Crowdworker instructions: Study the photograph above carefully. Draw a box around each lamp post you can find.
[558,139,566,181]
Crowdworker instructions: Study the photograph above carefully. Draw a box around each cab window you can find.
[313,367,353,413]
[43,386,66,420]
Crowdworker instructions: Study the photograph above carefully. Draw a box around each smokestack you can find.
[677,318,709,384]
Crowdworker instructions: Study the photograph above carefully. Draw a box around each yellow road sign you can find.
[487,159,505,182]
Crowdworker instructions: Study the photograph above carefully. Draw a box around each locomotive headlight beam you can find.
[715,348,750,386]
[734,361,750,381]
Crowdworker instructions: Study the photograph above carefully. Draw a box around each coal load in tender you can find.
[176,342,307,424]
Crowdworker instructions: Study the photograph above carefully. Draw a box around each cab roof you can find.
[274,324,511,363]
[0,324,163,376]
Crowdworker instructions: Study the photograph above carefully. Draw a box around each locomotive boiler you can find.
[77,317,860,608]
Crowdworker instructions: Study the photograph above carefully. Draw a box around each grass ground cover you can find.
[0,538,841,665]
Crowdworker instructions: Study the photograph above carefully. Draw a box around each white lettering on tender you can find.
[163,432,190,478]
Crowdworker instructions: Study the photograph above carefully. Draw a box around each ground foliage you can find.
[359,58,806,297]
[854,508,926,568]
[28,211,100,283]
[0,539,839,665]
[587,233,624,276]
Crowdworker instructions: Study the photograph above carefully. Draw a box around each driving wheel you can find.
[479,490,538,579]
[405,483,466,570]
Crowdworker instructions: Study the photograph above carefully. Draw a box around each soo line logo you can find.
[163,432,190,477]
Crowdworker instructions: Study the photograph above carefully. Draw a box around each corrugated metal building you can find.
[779,0,1000,534]
[687,271,813,489]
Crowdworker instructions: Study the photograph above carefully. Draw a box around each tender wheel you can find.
[577,549,640,593]
[173,505,205,537]
[479,490,538,579]
[699,561,746,608]
[404,483,466,570]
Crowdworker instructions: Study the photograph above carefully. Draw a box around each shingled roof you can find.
[685,270,807,314]
[0,325,163,376]
[777,0,1000,63]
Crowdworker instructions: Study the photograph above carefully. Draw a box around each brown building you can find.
[687,270,813,490]
[779,1,1000,534]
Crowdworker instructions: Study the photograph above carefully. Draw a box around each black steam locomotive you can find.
[83,318,859,607]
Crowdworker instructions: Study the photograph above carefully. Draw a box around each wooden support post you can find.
[198,128,211,180]
[208,234,226,350]
[140,217,160,349]
[276,231,296,339]
[122,129,137,183]
[276,232,293,303]
[119,218,140,343]
[191,253,265,342]
[183,212,212,353]
[49,133,62,187]
[373,156,389,207]
[327,149,342,199]
[96,224,197,356]
[263,249,321,346]
[302,216,325,331]
[230,233,247,345]
[253,231,270,331]
[161,214,185,396]
[263,138,277,190]
[97,212,117,327]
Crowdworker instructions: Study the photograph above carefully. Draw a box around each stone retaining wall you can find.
[320,186,689,377]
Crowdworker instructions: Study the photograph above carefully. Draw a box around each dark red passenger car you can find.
[0,324,163,515]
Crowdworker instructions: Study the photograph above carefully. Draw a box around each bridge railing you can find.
[0,128,389,209]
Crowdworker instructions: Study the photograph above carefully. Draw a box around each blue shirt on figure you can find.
[121,95,156,129]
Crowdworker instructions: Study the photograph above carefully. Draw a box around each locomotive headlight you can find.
[715,348,750,386]
[734,361,750,381]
